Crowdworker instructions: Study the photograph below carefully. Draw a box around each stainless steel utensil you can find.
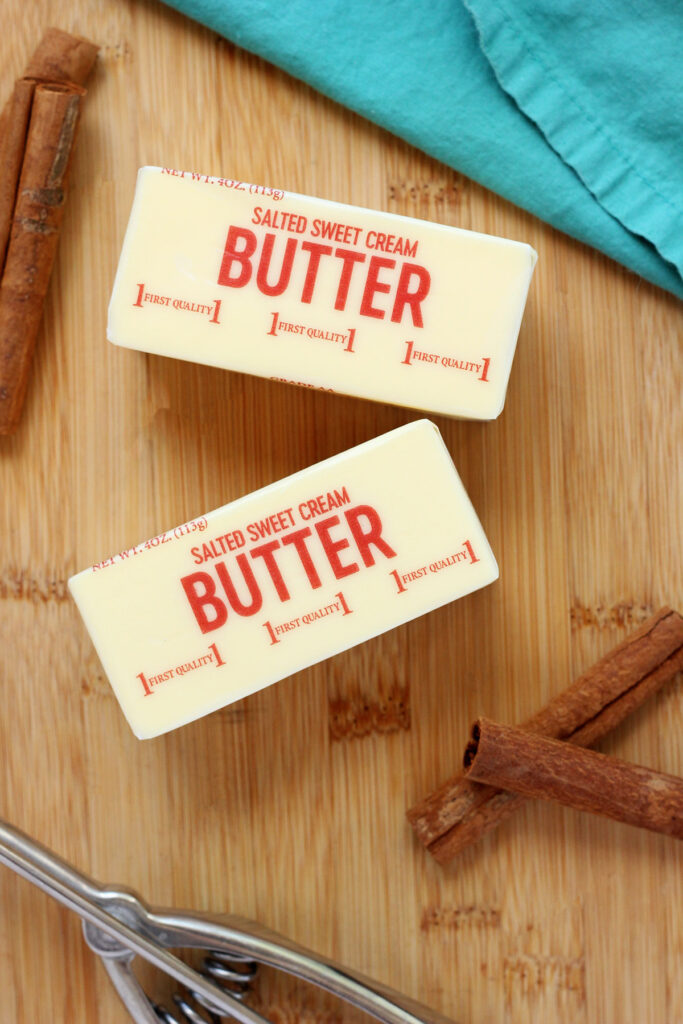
[0,818,456,1024]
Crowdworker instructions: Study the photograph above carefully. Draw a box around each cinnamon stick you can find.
[0,28,97,434]
[463,717,683,840]
[0,79,35,273]
[0,29,97,275]
[407,607,683,862]
[23,27,99,87]
[0,85,82,433]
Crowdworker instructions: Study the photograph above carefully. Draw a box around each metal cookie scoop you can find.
[0,818,456,1024]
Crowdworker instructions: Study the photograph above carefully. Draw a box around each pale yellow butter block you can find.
[69,421,498,738]
[108,167,536,420]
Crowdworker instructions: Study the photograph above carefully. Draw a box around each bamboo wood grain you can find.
[0,4,681,1024]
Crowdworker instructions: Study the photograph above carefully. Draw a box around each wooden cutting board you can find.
[0,4,681,1022]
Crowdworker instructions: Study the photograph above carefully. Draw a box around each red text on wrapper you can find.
[135,642,226,697]
[162,168,285,201]
[390,540,480,594]
[263,590,353,645]
[133,284,222,324]
[267,312,357,352]
[402,341,491,380]
[91,518,209,571]
[180,504,396,634]
[218,227,431,326]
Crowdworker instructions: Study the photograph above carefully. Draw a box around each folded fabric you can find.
[161,0,683,299]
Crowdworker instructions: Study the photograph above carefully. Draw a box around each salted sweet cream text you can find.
[217,213,431,326]
[180,491,397,634]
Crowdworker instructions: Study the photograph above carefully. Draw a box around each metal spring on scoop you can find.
[153,951,258,1024]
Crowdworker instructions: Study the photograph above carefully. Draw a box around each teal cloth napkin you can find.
[161,0,683,299]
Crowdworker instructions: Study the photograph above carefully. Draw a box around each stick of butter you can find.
[108,167,536,420]
[69,421,498,738]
